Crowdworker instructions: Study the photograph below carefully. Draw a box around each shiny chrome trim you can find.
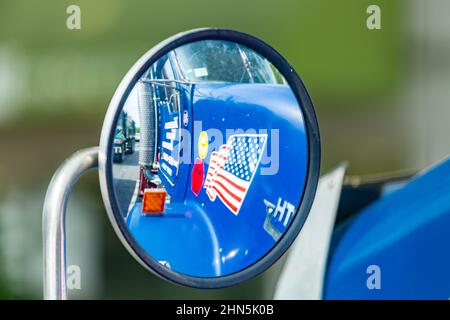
[42,147,98,300]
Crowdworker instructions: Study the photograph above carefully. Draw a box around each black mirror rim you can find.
[98,28,321,289]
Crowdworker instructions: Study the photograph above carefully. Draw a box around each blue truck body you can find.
[324,158,450,299]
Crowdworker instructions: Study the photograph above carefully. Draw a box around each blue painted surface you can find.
[126,202,221,276]
[325,158,450,299]
[127,82,309,277]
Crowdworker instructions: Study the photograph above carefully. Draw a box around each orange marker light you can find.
[142,188,166,214]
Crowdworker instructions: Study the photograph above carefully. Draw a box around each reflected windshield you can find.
[173,40,285,84]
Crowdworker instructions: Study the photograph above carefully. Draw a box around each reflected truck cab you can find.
[125,40,309,277]
[113,111,136,163]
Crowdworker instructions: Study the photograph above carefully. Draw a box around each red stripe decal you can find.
[216,173,246,192]
[214,180,242,202]
[212,186,238,213]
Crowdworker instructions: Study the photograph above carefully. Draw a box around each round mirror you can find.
[99,29,320,288]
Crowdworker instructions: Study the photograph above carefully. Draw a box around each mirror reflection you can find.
[112,40,309,277]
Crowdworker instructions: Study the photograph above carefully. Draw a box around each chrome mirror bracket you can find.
[42,147,99,300]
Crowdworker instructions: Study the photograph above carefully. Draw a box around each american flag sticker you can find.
[203,134,267,215]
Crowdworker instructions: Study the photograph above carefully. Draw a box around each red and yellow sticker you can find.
[191,131,209,196]
[198,131,208,159]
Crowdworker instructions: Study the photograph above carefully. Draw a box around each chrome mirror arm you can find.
[42,147,99,300]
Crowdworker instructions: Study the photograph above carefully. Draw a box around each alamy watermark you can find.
[67,264,81,290]
[366,5,381,30]
[366,264,381,290]
[66,5,81,30]
[160,122,281,176]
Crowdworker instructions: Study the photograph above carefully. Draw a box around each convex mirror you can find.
[99,29,320,288]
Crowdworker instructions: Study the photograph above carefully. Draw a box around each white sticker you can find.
[166,131,176,141]
[194,67,208,78]
[162,141,173,151]
[164,117,178,129]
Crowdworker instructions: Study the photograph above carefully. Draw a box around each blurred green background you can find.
[1,0,449,299]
